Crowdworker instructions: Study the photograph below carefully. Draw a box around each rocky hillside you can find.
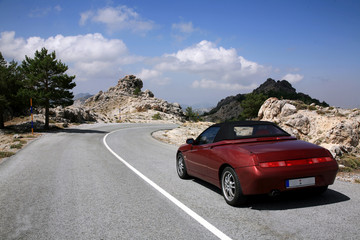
[258,97,360,160]
[36,75,184,125]
[204,94,245,122]
[82,75,184,123]
[204,78,327,122]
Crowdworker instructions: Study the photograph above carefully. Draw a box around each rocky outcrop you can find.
[253,78,296,95]
[258,97,360,159]
[112,74,143,95]
[83,75,184,123]
[49,106,99,124]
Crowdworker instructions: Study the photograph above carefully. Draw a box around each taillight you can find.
[260,161,286,167]
[286,159,314,166]
[260,157,333,168]
[311,157,333,163]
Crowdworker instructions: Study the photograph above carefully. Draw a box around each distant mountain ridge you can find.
[73,93,93,107]
[74,93,93,101]
[254,78,328,107]
[204,78,328,122]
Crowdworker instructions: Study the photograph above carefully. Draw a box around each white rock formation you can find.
[83,75,184,123]
[258,97,360,159]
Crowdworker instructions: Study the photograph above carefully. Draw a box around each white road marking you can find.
[103,129,232,240]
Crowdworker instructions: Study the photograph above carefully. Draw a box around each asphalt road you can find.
[0,123,359,240]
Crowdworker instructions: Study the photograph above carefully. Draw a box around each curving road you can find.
[0,123,359,240]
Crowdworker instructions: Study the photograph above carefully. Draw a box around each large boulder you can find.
[258,97,360,159]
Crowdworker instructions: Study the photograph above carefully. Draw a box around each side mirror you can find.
[186,138,195,145]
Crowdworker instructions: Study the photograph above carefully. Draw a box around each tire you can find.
[176,152,189,179]
[221,167,247,206]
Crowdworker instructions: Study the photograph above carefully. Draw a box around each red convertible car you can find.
[176,121,338,206]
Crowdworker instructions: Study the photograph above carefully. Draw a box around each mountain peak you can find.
[254,78,296,94]
[109,75,144,95]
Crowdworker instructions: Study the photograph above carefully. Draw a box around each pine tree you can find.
[20,48,76,129]
[0,52,22,128]
[240,93,268,120]
[0,52,8,128]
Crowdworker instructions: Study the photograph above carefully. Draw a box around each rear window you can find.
[233,124,288,139]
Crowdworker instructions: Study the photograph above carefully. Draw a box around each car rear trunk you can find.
[239,139,330,163]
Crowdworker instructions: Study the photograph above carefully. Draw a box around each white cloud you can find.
[138,68,161,79]
[0,31,140,83]
[28,5,62,18]
[172,22,195,33]
[171,21,201,41]
[192,79,258,91]
[79,11,93,26]
[137,68,169,85]
[0,31,128,61]
[156,40,238,72]
[80,6,155,34]
[282,73,304,83]
[150,40,269,90]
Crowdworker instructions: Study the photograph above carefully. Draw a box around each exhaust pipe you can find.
[269,190,280,197]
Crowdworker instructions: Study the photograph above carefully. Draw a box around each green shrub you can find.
[339,167,353,172]
[308,105,317,111]
[295,104,308,110]
[10,143,23,149]
[152,113,162,120]
[133,87,141,96]
[185,107,199,122]
[340,154,360,170]
[0,151,15,158]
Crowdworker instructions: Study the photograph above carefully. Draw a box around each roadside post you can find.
[119,108,121,122]
[30,98,34,135]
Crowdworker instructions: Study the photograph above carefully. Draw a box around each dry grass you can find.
[0,151,15,159]
[10,143,23,149]
[1,117,42,161]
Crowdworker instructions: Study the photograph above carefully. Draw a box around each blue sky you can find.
[0,0,359,108]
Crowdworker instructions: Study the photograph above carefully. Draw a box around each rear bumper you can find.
[235,162,338,195]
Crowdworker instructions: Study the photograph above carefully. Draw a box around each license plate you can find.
[286,177,315,188]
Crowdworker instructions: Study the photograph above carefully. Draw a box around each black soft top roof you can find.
[211,121,290,142]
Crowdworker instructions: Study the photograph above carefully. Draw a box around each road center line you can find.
[103,129,232,240]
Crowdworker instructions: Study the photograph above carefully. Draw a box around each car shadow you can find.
[191,178,350,210]
[247,189,350,210]
[192,178,222,194]
[58,128,109,134]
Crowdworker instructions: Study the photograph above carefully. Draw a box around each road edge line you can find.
[103,129,232,240]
